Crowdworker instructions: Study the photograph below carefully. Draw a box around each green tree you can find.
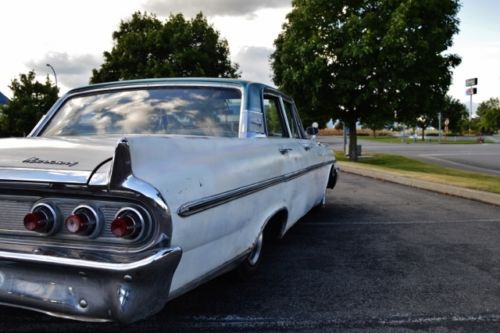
[271,0,460,160]
[0,71,58,137]
[476,97,500,134]
[416,116,433,141]
[361,111,393,137]
[431,95,468,135]
[91,12,239,83]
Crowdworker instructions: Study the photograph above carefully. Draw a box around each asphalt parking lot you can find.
[2,173,500,332]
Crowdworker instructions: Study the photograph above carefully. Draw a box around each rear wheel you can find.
[236,231,264,279]
[311,189,327,211]
[234,210,286,280]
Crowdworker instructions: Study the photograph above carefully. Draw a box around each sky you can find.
[1,0,499,111]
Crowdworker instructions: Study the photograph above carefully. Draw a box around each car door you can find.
[280,97,331,227]
[263,92,321,230]
[262,90,303,183]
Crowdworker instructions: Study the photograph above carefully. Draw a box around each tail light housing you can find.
[24,203,58,234]
[111,208,144,239]
[23,199,149,242]
[65,205,100,236]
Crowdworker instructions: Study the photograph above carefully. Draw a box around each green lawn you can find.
[336,152,500,195]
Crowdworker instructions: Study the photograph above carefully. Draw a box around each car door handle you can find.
[302,144,312,151]
[279,147,293,155]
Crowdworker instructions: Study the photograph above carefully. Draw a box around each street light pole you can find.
[46,63,58,88]
[438,112,442,143]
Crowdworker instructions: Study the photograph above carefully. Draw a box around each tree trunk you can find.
[421,127,425,141]
[348,121,358,161]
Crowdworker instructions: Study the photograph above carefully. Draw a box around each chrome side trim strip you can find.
[177,160,334,217]
[0,247,181,272]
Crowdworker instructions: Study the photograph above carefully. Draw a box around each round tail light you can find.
[24,212,48,231]
[65,206,99,236]
[23,203,58,234]
[111,208,143,239]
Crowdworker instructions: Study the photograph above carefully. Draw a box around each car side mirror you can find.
[306,122,319,137]
[306,127,319,136]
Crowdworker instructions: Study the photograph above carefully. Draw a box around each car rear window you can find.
[41,86,241,137]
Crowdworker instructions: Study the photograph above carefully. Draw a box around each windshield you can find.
[41,86,242,137]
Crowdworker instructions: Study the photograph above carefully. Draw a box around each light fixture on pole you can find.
[46,63,58,88]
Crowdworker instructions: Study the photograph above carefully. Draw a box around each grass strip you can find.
[336,152,500,195]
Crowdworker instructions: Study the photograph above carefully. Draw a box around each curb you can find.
[338,162,500,207]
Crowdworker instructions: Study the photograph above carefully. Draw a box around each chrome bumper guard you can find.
[0,247,182,323]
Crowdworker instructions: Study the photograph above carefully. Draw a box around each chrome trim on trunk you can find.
[0,167,90,184]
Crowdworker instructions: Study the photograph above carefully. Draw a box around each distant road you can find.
[320,135,500,176]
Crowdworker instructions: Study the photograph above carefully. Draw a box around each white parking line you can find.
[419,154,500,174]
[179,312,500,329]
[302,219,500,226]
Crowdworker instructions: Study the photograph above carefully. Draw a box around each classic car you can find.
[0,78,337,323]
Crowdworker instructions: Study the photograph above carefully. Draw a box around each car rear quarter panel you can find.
[126,135,331,293]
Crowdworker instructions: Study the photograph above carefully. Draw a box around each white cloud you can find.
[25,52,102,91]
[235,46,274,86]
[0,1,291,98]
[143,0,291,17]
[0,0,146,97]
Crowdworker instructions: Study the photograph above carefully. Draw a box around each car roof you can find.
[67,77,277,94]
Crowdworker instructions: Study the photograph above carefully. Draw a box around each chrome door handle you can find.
[279,147,293,154]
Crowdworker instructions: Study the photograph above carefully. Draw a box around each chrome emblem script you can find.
[22,157,79,168]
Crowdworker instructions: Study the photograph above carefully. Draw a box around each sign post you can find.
[465,78,478,136]
[343,121,347,155]
[438,112,442,143]
[444,118,450,140]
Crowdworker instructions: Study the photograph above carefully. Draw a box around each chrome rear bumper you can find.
[0,247,181,323]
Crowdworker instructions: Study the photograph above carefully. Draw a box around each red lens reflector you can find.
[24,212,47,231]
[65,214,88,233]
[111,216,135,237]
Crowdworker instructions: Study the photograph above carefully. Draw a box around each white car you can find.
[0,78,337,322]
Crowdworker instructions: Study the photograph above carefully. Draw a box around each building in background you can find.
[0,92,8,105]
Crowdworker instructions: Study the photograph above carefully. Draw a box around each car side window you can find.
[283,100,301,139]
[263,95,288,137]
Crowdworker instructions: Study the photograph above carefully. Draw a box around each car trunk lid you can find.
[0,137,118,184]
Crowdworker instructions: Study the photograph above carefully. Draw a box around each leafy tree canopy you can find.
[361,110,393,137]
[0,71,58,137]
[271,0,461,160]
[91,12,239,83]
[476,97,500,134]
[431,95,468,134]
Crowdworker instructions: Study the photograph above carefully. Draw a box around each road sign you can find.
[466,87,477,95]
[465,79,477,136]
[466,78,478,87]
